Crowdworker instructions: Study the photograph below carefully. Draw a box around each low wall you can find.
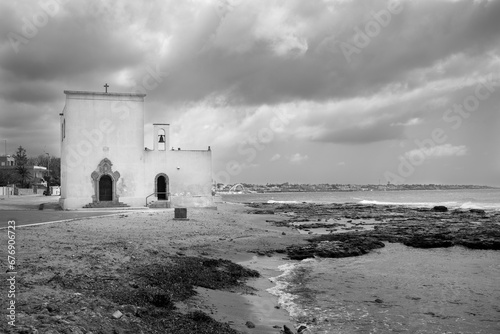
[0,187,14,196]
[14,188,35,195]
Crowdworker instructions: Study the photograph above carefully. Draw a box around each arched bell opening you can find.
[158,128,166,151]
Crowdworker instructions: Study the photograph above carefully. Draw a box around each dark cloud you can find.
[314,123,405,144]
[0,0,498,185]
[132,0,500,107]
[1,9,145,82]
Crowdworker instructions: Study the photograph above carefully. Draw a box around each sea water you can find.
[223,189,500,333]
[268,244,500,333]
[221,188,500,211]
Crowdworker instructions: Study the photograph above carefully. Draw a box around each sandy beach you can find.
[1,202,306,334]
[2,196,499,333]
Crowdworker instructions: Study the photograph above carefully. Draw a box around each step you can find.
[148,201,171,208]
[83,202,130,209]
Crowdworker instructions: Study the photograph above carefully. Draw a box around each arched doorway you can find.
[157,175,167,200]
[91,159,120,205]
[155,174,169,200]
[99,175,113,201]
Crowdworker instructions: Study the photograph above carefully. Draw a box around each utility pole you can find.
[46,152,50,184]
[44,151,50,194]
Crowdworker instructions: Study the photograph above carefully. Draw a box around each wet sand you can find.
[0,200,305,333]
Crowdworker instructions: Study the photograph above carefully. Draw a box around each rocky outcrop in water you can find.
[247,202,500,259]
[286,235,385,260]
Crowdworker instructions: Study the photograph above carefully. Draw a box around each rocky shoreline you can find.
[247,203,500,260]
[2,202,498,334]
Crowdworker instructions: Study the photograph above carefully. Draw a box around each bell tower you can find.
[153,123,169,151]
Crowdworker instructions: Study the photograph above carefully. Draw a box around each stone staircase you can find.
[83,201,130,209]
[148,200,171,208]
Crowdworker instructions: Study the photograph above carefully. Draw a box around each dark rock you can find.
[120,304,137,315]
[469,209,486,215]
[245,321,256,328]
[248,209,275,214]
[283,325,295,334]
[189,310,213,322]
[432,206,448,212]
[151,293,173,308]
[46,304,60,313]
[460,238,500,250]
[286,236,385,260]
[404,237,453,248]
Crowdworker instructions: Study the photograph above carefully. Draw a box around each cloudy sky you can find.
[1,0,499,186]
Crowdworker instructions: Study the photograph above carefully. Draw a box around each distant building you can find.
[0,155,15,167]
[31,166,48,186]
[0,155,47,187]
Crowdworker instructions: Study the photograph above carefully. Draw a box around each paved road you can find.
[0,210,123,228]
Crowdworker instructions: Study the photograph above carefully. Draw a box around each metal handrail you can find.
[145,192,170,206]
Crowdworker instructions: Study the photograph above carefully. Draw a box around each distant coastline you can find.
[217,183,498,194]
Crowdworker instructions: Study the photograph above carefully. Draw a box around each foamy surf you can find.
[358,199,500,211]
[267,200,307,204]
[267,263,306,320]
[267,259,318,321]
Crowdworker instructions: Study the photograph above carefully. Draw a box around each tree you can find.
[0,169,19,186]
[49,157,61,185]
[14,146,31,188]
[26,154,61,186]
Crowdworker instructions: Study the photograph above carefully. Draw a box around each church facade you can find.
[59,90,214,210]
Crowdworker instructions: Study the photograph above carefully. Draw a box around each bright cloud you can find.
[404,144,468,160]
[270,154,281,161]
[289,153,309,164]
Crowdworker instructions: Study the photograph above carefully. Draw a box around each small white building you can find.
[59,90,214,209]
[0,155,15,167]
[31,165,47,186]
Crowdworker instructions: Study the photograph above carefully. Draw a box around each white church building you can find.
[59,89,214,210]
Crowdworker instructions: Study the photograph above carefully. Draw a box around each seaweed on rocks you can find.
[134,256,260,301]
[286,233,385,260]
[43,256,258,334]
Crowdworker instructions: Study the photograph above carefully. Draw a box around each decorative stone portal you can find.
[91,158,120,204]
[155,173,169,200]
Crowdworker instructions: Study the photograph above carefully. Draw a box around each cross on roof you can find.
[104,83,109,93]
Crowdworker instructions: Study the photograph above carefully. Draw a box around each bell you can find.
[158,135,165,143]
